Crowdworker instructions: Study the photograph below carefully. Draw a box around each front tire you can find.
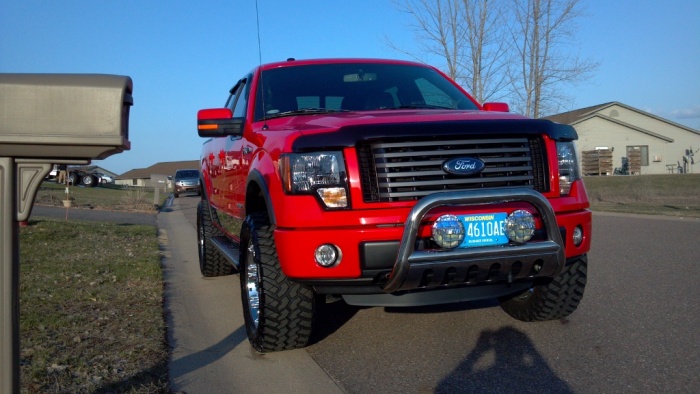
[240,212,315,352]
[68,173,80,185]
[196,201,234,277]
[499,255,587,321]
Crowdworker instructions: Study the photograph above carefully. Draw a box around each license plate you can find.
[459,213,508,248]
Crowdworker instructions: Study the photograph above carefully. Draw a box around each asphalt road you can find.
[32,198,700,393]
[174,197,700,394]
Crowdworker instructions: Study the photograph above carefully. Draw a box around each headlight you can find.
[557,142,579,195]
[280,152,348,209]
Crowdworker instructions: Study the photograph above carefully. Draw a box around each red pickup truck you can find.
[196,58,591,352]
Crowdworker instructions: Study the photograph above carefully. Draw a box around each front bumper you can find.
[175,184,201,194]
[276,188,579,295]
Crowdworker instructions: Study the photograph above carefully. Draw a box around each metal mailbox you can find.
[0,73,133,394]
[0,73,132,158]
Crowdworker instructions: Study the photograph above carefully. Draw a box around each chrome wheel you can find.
[197,220,205,263]
[240,212,315,352]
[245,244,260,329]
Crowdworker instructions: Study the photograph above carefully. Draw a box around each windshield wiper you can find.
[264,107,349,120]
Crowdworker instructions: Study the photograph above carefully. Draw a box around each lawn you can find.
[583,173,700,217]
[35,181,162,212]
[19,219,168,393]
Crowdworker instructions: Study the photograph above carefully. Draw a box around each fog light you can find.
[573,225,584,246]
[315,244,341,267]
[505,210,535,244]
[432,214,465,249]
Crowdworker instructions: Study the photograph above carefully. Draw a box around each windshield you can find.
[254,63,478,121]
[175,170,199,179]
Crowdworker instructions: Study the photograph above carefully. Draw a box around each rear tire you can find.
[499,255,587,321]
[81,174,97,187]
[196,201,234,277]
[240,212,315,352]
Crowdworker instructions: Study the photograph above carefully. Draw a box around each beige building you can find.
[116,160,199,188]
[546,102,700,175]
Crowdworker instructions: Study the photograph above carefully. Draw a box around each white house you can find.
[545,102,700,174]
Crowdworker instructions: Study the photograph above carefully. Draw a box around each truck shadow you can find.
[169,326,247,377]
[309,299,360,346]
[435,326,573,393]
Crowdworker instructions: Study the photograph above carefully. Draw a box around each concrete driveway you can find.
[158,196,343,393]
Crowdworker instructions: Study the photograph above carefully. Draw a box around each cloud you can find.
[671,105,700,119]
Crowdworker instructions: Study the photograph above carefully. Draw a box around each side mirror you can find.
[482,102,510,112]
[197,108,244,137]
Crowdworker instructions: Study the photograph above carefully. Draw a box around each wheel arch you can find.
[199,171,209,201]
[246,169,277,225]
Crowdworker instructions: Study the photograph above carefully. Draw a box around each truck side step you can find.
[210,235,241,271]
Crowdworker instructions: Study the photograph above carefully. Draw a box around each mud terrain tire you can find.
[196,201,234,277]
[499,255,587,321]
[240,212,315,352]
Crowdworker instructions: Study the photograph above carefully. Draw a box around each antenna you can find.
[255,0,268,130]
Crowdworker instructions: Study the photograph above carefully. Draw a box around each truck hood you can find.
[271,109,578,153]
[267,109,527,133]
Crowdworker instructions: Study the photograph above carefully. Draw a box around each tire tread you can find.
[197,201,233,277]
[242,212,315,352]
[500,255,588,321]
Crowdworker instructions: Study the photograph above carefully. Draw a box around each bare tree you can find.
[461,0,510,102]
[389,0,465,82]
[389,0,597,112]
[507,0,598,118]
[389,0,510,103]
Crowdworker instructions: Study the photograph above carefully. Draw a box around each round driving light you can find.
[315,244,341,267]
[432,214,465,249]
[505,210,535,244]
[573,225,584,246]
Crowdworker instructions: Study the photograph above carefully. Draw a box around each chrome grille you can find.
[358,137,548,202]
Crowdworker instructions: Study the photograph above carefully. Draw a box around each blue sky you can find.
[1,0,698,175]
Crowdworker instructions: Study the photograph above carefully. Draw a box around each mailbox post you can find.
[0,74,133,394]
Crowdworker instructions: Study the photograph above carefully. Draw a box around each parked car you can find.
[173,169,201,197]
[95,173,114,184]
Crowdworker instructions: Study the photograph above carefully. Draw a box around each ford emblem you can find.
[442,157,485,176]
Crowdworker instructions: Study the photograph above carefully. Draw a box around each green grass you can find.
[19,219,168,393]
[583,173,700,217]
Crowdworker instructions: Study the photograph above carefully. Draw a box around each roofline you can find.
[605,101,700,135]
[543,102,614,124]
[572,113,674,142]
[554,101,700,136]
